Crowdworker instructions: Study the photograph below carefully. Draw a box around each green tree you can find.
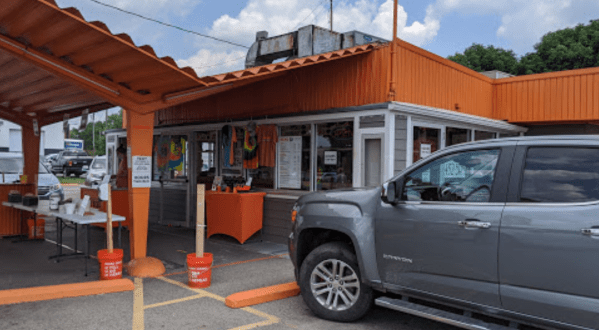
[70,110,123,156]
[448,43,519,75]
[518,20,599,74]
[448,20,599,76]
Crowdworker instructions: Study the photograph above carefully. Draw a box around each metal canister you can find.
[49,192,60,211]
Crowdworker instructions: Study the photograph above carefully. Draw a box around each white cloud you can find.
[179,0,440,76]
[176,49,247,77]
[428,0,599,54]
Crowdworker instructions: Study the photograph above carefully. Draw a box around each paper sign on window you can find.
[440,160,465,184]
[420,144,432,158]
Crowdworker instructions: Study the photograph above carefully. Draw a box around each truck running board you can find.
[375,297,516,330]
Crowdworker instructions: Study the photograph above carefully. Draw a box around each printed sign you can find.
[64,140,84,150]
[324,151,337,165]
[440,160,465,185]
[132,156,152,188]
[278,136,302,189]
[420,144,432,158]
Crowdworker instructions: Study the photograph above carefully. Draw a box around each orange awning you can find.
[0,0,377,128]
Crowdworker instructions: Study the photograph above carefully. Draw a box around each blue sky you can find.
[54,0,599,78]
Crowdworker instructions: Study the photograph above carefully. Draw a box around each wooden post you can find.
[196,184,205,257]
[107,184,113,253]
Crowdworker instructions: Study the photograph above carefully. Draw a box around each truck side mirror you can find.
[382,181,397,204]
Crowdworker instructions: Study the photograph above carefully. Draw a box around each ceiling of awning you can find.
[0,0,377,128]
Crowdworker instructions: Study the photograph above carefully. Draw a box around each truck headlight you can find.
[52,184,61,191]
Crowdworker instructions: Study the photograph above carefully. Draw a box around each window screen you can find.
[520,147,599,203]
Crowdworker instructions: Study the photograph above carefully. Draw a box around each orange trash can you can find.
[27,218,44,239]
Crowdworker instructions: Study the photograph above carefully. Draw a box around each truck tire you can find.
[299,242,373,322]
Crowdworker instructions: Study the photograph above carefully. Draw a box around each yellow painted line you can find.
[160,253,289,278]
[157,276,281,329]
[143,294,205,310]
[132,278,144,330]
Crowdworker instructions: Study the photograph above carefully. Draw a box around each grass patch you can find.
[59,177,85,185]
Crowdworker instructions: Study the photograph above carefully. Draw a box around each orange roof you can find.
[0,0,377,128]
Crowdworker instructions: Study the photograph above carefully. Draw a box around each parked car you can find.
[42,153,58,170]
[0,153,64,200]
[289,135,599,330]
[51,150,93,177]
[84,156,107,186]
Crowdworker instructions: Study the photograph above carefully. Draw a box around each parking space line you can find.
[157,276,281,329]
[160,253,289,278]
[143,294,205,310]
[132,278,144,330]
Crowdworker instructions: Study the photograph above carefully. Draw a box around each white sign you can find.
[440,160,465,185]
[324,151,337,165]
[132,156,152,188]
[277,136,302,189]
[420,144,432,158]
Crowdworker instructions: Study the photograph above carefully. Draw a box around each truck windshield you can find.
[64,150,88,156]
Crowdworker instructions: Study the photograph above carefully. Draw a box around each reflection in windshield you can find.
[92,159,106,169]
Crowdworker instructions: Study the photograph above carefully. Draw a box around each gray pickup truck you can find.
[289,135,599,330]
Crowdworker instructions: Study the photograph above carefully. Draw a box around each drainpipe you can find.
[387,0,398,102]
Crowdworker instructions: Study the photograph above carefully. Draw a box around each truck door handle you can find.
[458,219,491,229]
[581,228,599,236]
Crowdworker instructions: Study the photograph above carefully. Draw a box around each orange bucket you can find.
[187,253,213,288]
[27,218,45,239]
[97,249,123,280]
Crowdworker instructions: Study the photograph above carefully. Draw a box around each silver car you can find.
[0,153,64,200]
[84,155,107,186]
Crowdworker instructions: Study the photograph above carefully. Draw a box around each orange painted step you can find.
[225,282,300,308]
[0,279,134,305]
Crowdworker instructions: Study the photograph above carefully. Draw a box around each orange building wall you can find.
[155,39,598,127]
[155,48,390,125]
[392,40,494,118]
[493,67,599,124]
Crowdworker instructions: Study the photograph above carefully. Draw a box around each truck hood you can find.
[298,186,382,206]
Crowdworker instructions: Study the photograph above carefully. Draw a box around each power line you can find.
[86,0,249,49]
[291,0,329,31]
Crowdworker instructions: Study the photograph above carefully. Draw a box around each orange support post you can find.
[22,125,40,189]
[126,110,154,259]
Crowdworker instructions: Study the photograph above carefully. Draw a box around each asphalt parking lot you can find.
[0,184,460,330]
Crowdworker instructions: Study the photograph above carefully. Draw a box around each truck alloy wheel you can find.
[299,242,373,322]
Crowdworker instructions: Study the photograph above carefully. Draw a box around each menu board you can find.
[277,136,302,189]
[132,156,152,188]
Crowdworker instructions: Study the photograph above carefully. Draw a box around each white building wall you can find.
[0,120,64,155]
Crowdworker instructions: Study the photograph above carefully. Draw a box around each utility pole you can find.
[92,112,95,155]
[387,0,398,101]
[330,0,333,31]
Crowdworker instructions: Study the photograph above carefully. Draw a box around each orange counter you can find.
[206,191,266,244]
[0,184,35,236]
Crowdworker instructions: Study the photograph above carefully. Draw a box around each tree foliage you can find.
[448,44,519,75]
[448,20,599,76]
[70,110,123,156]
